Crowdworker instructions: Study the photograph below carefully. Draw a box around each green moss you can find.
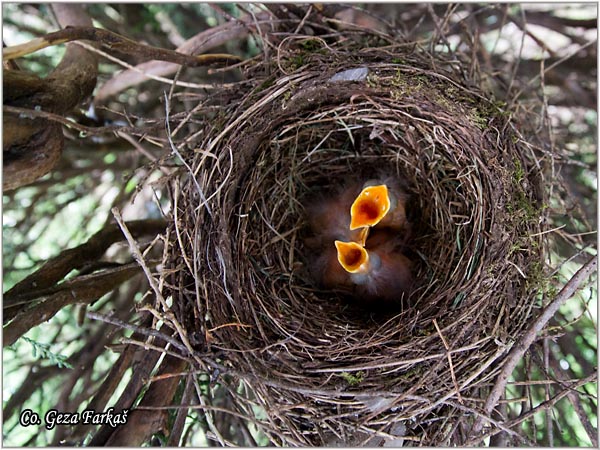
[392,72,428,91]
[402,365,426,379]
[486,262,499,275]
[434,92,454,109]
[391,69,405,87]
[478,99,510,121]
[522,258,560,300]
[300,39,322,52]
[493,99,508,111]
[513,158,525,184]
[283,40,328,72]
[288,53,306,71]
[388,71,432,100]
[340,371,364,386]
[469,107,489,130]
[256,77,275,92]
[506,158,541,226]
[527,260,544,284]
[366,73,380,88]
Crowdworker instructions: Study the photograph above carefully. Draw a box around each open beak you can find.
[335,240,369,273]
[349,184,391,230]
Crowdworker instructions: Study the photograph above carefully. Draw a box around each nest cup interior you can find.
[239,117,474,334]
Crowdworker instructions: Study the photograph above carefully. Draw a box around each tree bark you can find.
[3,4,98,191]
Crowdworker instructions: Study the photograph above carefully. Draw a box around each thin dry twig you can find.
[112,208,197,360]
[86,310,189,355]
[433,319,465,405]
[466,373,597,446]
[471,255,597,436]
[3,105,157,137]
[548,354,598,447]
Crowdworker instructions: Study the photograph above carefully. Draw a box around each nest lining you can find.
[166,41,546,445]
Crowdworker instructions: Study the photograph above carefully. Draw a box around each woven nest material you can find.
[166,34,547,445]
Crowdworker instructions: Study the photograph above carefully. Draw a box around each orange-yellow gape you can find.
[349,184,391,230]
[334,240,369,273]
[350,182,407,231]
[335,229,412,303]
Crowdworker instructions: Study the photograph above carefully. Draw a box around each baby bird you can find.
[304,177,412,298]
[350,179,408,231]
[308,244,350,291]
[336,230,413,303]
[304,183,369,251]
[304,183,367,290]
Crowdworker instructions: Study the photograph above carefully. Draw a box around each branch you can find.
[2,119,64,191]
[67,312,154,442]
[4,219,166,303]
[3,4,98,191]
[548,356,598,446]
[3,26,240,66]
[87,320,165,446]
[166,375,195,446]
[3,104,164,137]
[466,373,597,445]
[524,11,598,30]
[470,255,597,436]
[3,263,143,347]
[94,11,271,102]
[104,353,188,445]
[86,311,189,355]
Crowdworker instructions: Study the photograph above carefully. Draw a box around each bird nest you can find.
[164,33,547,446]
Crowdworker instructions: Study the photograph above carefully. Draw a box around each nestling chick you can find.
[309,243,354,291]
[304,183,369,250]
[334,240,370,273]
[304,177,412,300]
[350,229,413,302]
[303,183,364,290]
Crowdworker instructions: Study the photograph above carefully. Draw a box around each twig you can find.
[86,310,189,355]
[192,377,227,446]
[3,105,157,137]
[163,93,212,218]
[111,208,196,358]
[444,399,533,446]
[548,355,598,447]
[470,255,597,436]
[3,25,240,65]
[543,339,553,446]
[433,319,464,404]
[75,40,242,90]
[94,11,271,101]
[3,264,143,347]
[467,373,597,446]
[166,374,194,446]
[526,39,596,87]
[112,208,168,310]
